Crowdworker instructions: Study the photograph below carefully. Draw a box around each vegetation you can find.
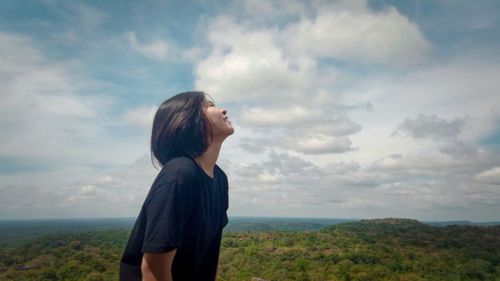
[0,218,134,251]
[0,218,499,280]
[0,229,128,281]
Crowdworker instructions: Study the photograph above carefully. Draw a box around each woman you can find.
[120,91,234,281]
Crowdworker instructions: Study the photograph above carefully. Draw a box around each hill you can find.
[224,217,356,232]
[221,218,500,280]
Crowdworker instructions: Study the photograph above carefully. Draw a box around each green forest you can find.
[0,218,499,281]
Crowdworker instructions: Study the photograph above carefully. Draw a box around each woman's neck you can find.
[195,141,222,178]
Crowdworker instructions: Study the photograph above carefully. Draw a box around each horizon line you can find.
[0,216,499,224]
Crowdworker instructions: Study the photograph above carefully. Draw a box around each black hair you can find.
[151,91,211,167]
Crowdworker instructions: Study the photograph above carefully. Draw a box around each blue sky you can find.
[0,0,499,221]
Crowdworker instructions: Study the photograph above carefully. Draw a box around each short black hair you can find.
[151,91,211,167]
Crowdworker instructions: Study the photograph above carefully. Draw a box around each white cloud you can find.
[256,171,282,184]
[193,0,427,160]
[282,0,430,65]
[286,135,355,154]
[292,117,362,137]
[227,144,500,220]
[393,114,467,140]
[80,185,96,194]
[68,2,108,30]
[476,167,500,185]
[127,32,169,61]
[0,155,158,218]
[439,142,480,158]
[0,30,148,171]
[372,154,407,171]
[244,0,275,16]
[342,59,500,167]
[243,0,307,19]
[195,16,313,103]
[240,106,362,135]
[241,106,315,126]
[369,149,495,179]
[123,105,157,129]
[62,184,99,206]
[323,161,360,175]
[182,47,206,62]
[0,32,98,161]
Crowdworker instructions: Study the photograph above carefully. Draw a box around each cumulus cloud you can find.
[238,137,270,153]
[228,144,500,219]
[230,151,386,213]
[323,161,360,175]
[0,33,95,119]
[196,0,430,103]
[229,152,326,211]
[349,61,500,154]
[256,171,282,184]
[292,117,362,137]
[231,101,363,157]
[235,131,358,155]
[286,135,355,154]
[0,32,101,162]
[281,0,430,65]
[372,154,407,171]
[194,0,425,159]
[195,16,310,103]
[226,151,379,215]
[0,29,148,178]
[476,167,500,185]
[439,141,480,159]
[67,2,108,30]
[237,104,362,154]
[242,0,307,20]
[241,106,316,126]
[127,32,169,61]
[182,47,206,62]
[233,151,321,182]
[0,155,158,218]
[62,184,100,206]
[240,106,362,135]
[123,105,157,129]
[393,114,467,140]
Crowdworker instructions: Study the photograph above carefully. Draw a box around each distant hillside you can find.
[2,217,499,251]
[0,218,135,250]
[425,220,500,227]
[329,218,425,230]
[224,217,357,232]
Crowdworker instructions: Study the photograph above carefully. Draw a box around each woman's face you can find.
[204,100,234,139]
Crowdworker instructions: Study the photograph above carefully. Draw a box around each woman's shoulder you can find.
[214,164,228,184]
[158,157,199,186]
[164,156,196,169]
[214,164,226,176]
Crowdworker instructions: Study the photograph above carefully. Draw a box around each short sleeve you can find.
[142,183,193,253]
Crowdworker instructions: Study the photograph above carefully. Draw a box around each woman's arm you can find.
[141,249,177,281]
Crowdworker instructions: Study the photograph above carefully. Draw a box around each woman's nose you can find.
[222,108,227,115]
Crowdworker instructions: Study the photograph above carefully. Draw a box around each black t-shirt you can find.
[120,157,229,281]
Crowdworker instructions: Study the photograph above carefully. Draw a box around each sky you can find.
[0,0,499,221]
